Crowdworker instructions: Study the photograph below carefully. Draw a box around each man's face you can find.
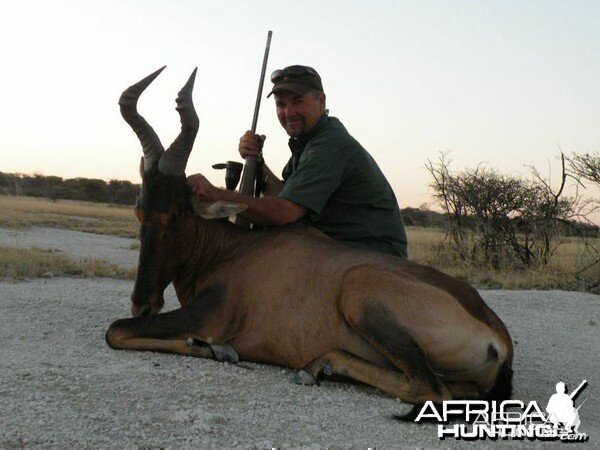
[274,90,325,137]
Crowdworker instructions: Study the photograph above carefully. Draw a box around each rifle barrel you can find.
[569,379,587,399]
[251,30,272,133]
[239,30,272,198]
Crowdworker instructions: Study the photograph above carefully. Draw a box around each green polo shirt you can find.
[278,114,408,258]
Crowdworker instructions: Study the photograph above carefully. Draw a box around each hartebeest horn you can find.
[119,66,167,172]
[158,68,199,175]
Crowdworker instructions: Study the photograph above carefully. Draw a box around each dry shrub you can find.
[425,153,596,271]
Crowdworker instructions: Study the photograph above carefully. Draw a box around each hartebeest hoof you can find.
[293,370,317,386]
[208,343,239,364]
[185,339,239,363]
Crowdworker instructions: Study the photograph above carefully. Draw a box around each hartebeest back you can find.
[106,68,514,407]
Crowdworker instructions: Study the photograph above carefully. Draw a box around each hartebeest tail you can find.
[106,68,514,409]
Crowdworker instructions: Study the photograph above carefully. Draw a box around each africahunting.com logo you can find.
[415,380,589,442]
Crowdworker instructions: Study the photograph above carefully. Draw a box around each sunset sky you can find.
[1,0,599,218]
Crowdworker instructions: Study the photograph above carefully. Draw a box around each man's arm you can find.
[187,174,305,226]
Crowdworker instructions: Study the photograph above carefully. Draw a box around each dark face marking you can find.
[359,302,442,395]
[137,164,191,216]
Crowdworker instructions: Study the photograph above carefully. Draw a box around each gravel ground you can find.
[0,227,599,448]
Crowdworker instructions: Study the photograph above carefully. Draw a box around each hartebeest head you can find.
[121,68,246,317]
[119,67,202,316]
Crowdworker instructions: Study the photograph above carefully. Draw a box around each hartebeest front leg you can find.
[106,285,240,363]
[105,318,240,363]
[106,331,214,359]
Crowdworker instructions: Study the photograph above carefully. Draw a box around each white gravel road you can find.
[0,227,599,448]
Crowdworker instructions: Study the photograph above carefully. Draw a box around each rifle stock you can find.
[238,155,260,196]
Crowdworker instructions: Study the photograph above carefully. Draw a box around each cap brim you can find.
[267,82,313,98]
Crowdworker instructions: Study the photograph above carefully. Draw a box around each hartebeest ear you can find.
[191,198,248,220]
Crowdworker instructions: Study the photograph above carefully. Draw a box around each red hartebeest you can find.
[105,68,514,407]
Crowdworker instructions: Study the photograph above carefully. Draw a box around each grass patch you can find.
[0,245,136,280]
[0,195,138,238]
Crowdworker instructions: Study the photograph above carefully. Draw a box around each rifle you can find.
[212,31,272,228]
[236,30,273,228]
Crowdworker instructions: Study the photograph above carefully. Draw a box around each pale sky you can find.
[1,0,599,219]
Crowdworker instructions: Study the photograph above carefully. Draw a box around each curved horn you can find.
[158,68,199,175]
[119,66,167,172]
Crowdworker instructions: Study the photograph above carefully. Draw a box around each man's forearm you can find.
[213,188,304,226]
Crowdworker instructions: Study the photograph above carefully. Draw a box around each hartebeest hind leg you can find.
[299,350,443,403]
[334,265,454,403]
[297,342,450,403]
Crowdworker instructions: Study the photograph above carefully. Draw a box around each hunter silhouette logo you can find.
[545,380,587,434]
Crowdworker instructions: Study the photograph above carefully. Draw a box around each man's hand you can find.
[186,174,221,201]
[239,131,266,159]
